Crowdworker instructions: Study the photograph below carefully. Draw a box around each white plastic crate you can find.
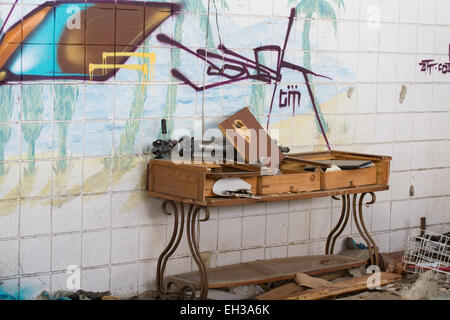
[402,229,450,283]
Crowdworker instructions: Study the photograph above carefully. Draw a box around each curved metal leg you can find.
[358,193,379,266]
[155,200,210,300]
[186,206,210,300]
[156,200,186,298]
[326,195,351,255]
[352,192,379,266]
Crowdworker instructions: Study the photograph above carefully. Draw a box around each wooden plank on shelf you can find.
[281,156,331,169]
[166,255,366,290]
[331,150,391,161]
[149,159,208,172]
[289,150,391,162]
[222,162,262,172]
[287,272,402,300]
[203,184,390,207]
[148,185,390,207]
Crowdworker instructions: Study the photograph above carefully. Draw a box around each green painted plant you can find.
[287,0,345,134]
[0,85,14,176]
[22,85,44,175]
[161,12,184,138]
[54,84,79,173]
[161,0,229,138]
[197,0,229,50]
[116,47,148,169]
[250,48,267,125]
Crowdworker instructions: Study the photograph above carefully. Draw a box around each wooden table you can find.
[149,184,389,300]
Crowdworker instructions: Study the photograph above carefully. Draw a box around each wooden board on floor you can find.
[166,255,365,290]
[295,272,331,288]
[256,282,303,300]
[287,272,402,300]
[257,272,402,300]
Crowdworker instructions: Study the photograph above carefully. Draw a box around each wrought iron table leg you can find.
[326,193,379,267]
[156,200,185,298]
[326,195,351,255]
[186,205,210,300]
[155,200,210,300]
[352,192,379,266]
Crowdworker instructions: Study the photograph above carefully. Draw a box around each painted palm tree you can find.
[162,0,229,138]
[0,85,14,176]
[54,84,79,173]
[287,0,345,134]
[22,85,44,175]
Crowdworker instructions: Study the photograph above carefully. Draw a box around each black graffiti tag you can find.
[419,44,450,75]
[156,8,332,150]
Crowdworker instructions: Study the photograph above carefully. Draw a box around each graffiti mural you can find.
[0,0,377,299]
[156,8,332,148]
[0,1,177,83]
[0,0,360,215]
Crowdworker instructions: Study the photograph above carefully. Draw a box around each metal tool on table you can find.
[223,189,261,199]
[151,118,290,161]
[152,119,180,159]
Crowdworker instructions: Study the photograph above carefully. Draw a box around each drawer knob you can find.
[310,175,315,181]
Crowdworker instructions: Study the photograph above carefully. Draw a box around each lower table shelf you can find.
[164,254,365,293]
[155,192,382,300]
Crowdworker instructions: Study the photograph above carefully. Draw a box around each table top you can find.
[148,184,389,207]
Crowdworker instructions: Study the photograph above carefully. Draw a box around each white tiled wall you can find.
[0,0,449,298]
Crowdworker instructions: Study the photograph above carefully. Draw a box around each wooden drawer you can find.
[286,150,391,191]
[321,166,377,190]
[148,159,260,202]
[258,171,320,195]
[148,160,206,201]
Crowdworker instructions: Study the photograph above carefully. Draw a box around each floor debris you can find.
[400,271,440,300]
[228,285,265,298]
[34,290,111,300]
[256,282,304,300]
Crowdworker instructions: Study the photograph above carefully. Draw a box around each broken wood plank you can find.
[295,273,332,289]
[256,270,350,300]
[287,272,402,300]
[256,282,304,300]
[320,270,348,281]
